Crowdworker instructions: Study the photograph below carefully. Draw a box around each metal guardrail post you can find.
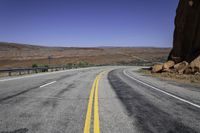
[9,71,11,76]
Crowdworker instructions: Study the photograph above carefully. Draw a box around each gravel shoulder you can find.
[139,68,200,87]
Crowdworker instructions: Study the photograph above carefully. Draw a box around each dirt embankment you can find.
[140,68,200,86]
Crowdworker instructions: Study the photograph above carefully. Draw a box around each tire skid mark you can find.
[0,128,28,133]
[40,83,75,109]
[0,73,77,103]
[54,83,75,98]
[0,85,40,103]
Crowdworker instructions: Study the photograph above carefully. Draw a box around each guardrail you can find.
[0,66,67,77]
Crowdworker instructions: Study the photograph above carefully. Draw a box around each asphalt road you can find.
[0,66,199,133]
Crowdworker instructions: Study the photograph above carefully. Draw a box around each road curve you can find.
[0,66,199,133]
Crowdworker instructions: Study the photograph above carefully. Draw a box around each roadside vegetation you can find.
[32,64,49,68]
[31,61,93,69]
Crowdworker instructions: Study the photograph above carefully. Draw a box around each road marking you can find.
[94,76,100,133]
[84,77,97,133]
[84,72,104,133]
[39,81,56,88]
[123,70,200,109]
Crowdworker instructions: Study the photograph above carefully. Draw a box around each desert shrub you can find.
[77,61,89,67]
[32,64,38,68]
[32,64,48,73]
[44,64,49,68]
[66,63,73,69]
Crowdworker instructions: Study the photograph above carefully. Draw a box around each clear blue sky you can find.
[0,0,179,47]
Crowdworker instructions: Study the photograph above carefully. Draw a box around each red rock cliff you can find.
[168,0,200,63]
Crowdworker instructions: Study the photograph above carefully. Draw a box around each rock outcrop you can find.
[151,55,200,74]
[168,0,200,63]
[152,0,200,75]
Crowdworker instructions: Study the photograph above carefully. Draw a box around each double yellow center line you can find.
[84,72,104,133]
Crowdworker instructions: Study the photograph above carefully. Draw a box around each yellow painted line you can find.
[84,72,105,133]
[94,75,100,133]
[84,76,97,133]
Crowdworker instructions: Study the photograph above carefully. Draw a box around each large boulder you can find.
[168,0,200,63]
[190,55,200,72]
[184,66,193,74]
[163,60,175,70]
[151,64,163,73]
[174,61,189,74]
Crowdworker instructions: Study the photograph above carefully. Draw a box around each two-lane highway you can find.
[0,66,200,133]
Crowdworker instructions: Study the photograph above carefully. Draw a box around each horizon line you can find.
[0,41,172,48]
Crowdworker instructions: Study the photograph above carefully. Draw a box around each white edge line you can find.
[40,81,56,88]
[123,70,200,109]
